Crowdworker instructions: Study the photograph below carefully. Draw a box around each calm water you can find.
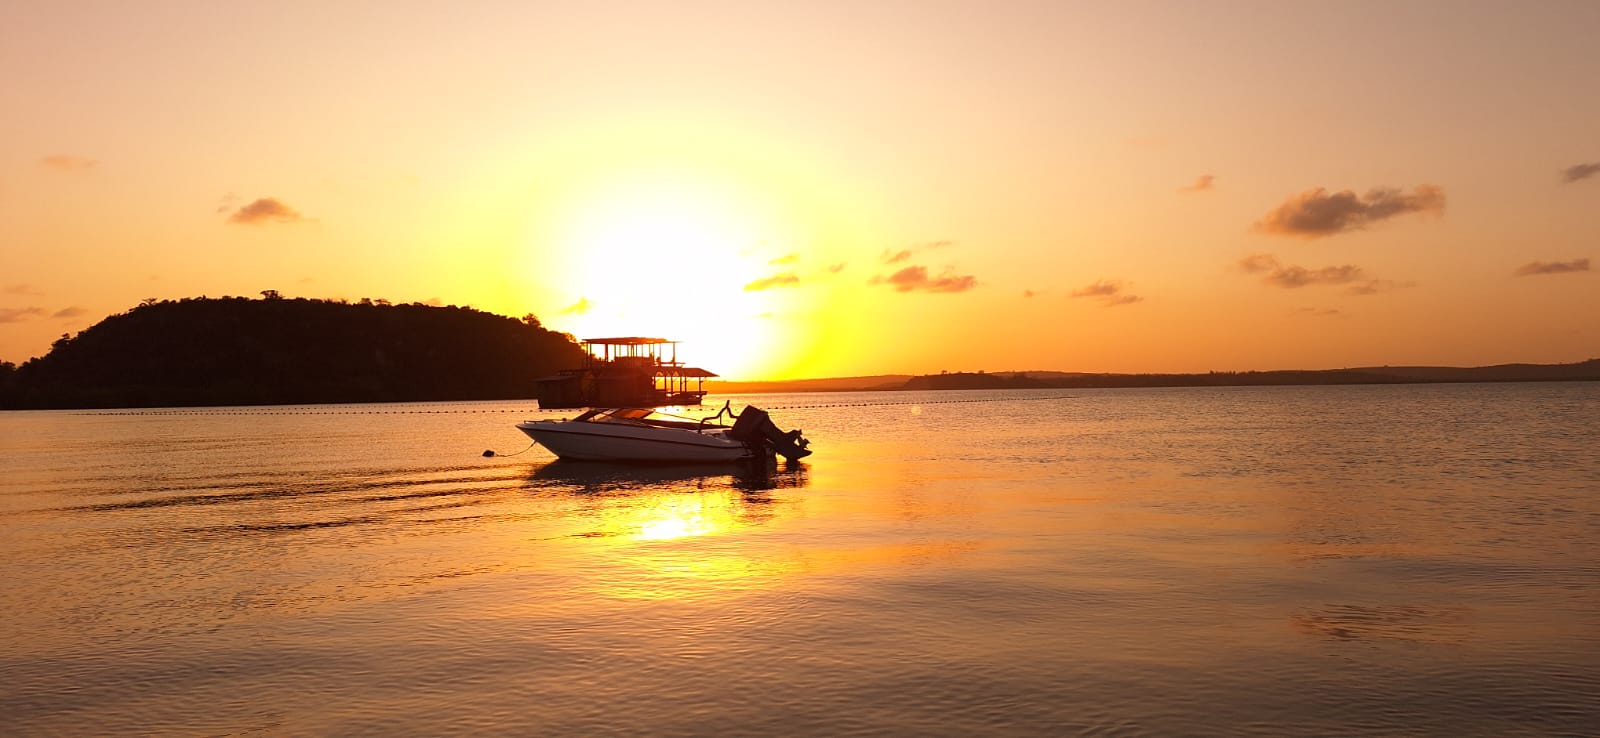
[3,384,1598,737]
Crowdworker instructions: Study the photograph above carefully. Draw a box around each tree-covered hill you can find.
[0,296,588,409]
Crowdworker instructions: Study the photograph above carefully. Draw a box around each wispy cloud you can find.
[1291,307,1345,318]
[1240,254,1412,294]
[52,306,87,318]
[869,266,977,293]
[1240,253,1363,287]
[1560,162,1600,183]
[38,154,96,172]
[1344,279,1413,295]
[0,307,46,323]
[769,253,800,265]
[882,249,912,264]
[1069,280,1142,307]
[226,197,306,225]
[744,273,800,291]
[558,297,593,315]
[1179,174,1215,193]
[4,284,43,296]
[1514,258,1590,277]
[1255,185,1444,238]
[825,262,847,274]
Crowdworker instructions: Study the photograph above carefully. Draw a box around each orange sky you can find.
[3,1,1596,380]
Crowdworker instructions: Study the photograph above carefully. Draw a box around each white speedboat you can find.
[515,404,811,463]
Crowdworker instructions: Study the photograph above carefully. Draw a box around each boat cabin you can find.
[533,337,716,409]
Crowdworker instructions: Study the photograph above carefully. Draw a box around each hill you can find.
[0,296,587,409]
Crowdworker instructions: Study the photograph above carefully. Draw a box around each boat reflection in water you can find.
[524,459,808,544]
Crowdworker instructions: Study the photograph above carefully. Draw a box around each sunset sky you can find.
[3,1,1596,380]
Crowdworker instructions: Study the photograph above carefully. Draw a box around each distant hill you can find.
[0,296,587,409]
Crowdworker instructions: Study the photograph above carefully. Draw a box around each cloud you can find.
[1239,254,1411,294]
[4,283,43,296]
[52,306,87,318]
[1239,254,1363,287]
[0,307,46,323]
[825,262,847,274]
[1345,279,1414,295]
[1292,307,1344,318]
[1255,185,1445,238]
[1069,280,1120,298]
[1023,289,1040,298]
[1069,280,1142,307]
[558,297,593,315]
[1179,174,1216,193]
[881,240,955,265]
[744,273,800,291]
[226,197,305,225]
[39,154,96,172]
[1561,163,1600,183]
[1514,258,1590,276]
[769,253,800,265]
[869,265,977,293]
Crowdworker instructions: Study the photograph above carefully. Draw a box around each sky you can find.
[2,0,1596,381]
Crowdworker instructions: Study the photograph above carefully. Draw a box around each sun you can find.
[530,171,799,379]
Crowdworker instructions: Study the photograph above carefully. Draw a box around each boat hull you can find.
[516,420,751,462]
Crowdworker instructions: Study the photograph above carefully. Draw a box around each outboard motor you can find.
[730,405,813,461]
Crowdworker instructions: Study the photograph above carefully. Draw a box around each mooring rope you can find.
[73,394,1075,417]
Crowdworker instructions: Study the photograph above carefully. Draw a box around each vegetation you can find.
[0,295,587,409]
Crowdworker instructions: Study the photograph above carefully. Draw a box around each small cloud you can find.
[52,306,87,318]
[1291,307,1345,318]
[1345,279,1414,295]
[825,262,847,274]
[1069,280,1141,307]
[226,197,305,225]
[1070,280,1121,298]
[0,307,46,323]
[869,265,977,294]
[424,297,444,307]
[1255,185,1445,238]
[1267,264,1366,288]
[1239,254,1408,294]
[559,297,594,315]
[39,154,96,172]
[1179,174,1216,193]
[744,273,800,291]
[769,253,800,265]
[1023,289,1040,298]
[1514,258,1590,277]
[1561,163,1600,183]
[4,283,43,296]
[881,240,955,265]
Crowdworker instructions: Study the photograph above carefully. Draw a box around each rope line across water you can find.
[73,395,1075,417]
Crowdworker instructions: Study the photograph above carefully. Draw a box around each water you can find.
[3,384,1598,736]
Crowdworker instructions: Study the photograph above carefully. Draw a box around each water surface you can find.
[3,384,1597,736]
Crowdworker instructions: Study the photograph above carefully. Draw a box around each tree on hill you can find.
[1,296,588,409]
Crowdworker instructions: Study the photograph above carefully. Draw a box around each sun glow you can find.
[530,171,804,379]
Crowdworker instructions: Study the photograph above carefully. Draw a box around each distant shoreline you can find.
[709,360,1600,395]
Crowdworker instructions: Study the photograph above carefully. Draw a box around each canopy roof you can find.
[582,337,674,346]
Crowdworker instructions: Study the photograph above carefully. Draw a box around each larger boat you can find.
[515,403,811,463]
[533,337,714,409]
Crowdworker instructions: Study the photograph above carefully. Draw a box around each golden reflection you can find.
[632,494,733,542]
